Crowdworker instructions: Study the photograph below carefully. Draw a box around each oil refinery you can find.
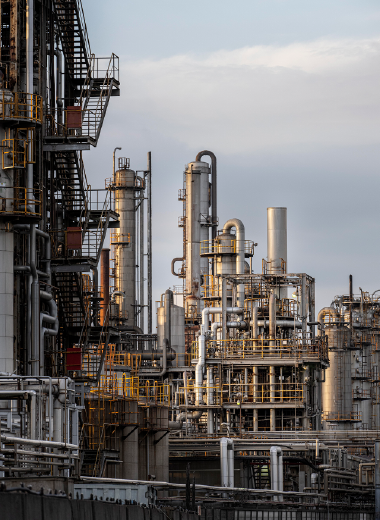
[0,1,378,519]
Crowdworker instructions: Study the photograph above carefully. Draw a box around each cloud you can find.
[119,38,380,154]
[86,37,380,316]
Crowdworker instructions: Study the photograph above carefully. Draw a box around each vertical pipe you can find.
[310,279,316,340]
[278,449,283,501]
[222,277,227,340]
[270,446,279,499]
[252,307,258,339]
[195,151,217,240]
[269,293,276,348]
[376,441,380,520]
[100,249,110,326]
[270,366,276,431]
[140,196,144,332]
[220,437,229,487]
[147,152,152,334]
[207,367,214,434]
[227,439,234,487]
[301,274,307,338]
[267,208,287,299]
[26,0,34,200]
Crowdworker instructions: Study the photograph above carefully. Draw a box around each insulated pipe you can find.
[270,367,276,431]
[269,293,276,348]
[270,446,283,501]
[195,334,205,405]
[376,441,380,519]
[227,439,235,488]
[202,306,243,335]
[317,307,339,335]
[171,257,184,277]
[195,151,217,240]
[100,249,110,326]
[211,321,248,339]
[250,320,302,329]
[113,147,122,183]
[207,367,214,434]
[252,307,258,339]
[222,278,227,340]
[222,219,245,307]
[26,0,34,207]
[169,409,203,430]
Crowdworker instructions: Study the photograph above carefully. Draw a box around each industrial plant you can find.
[0,1,378,519]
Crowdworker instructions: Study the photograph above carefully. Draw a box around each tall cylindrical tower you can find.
[185,160,210,315]
[114,158,144,328]
[267,207,287,274]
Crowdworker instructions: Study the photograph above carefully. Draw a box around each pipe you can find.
[250,319,302,329]
[171,257,184,277]
[202,306,243,335]
[195,334,205,405]
[207,366,214,434]
[100,249,110,326]
[269,293,276,348]
[222,219,245,307]
[359,462,374,485]
[0,390,37,439]
[113,147,122,183]
[317,307,339,333]
[252,307,258,339]
[211,321,248,339]
[221,277,227,340]
[195,151,217,240]
[220,437,234,487]
[376,441,380,519]
[270,446,283,501]
[169,409,203,430]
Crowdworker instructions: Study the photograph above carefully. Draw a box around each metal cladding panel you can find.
[74,482,154,506]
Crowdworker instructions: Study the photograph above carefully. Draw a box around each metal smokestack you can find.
[267,207,287,274]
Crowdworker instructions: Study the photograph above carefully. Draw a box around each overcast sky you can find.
[80,0,380,319]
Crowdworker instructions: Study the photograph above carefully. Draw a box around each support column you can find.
[270,366,276,431]
[0,223,14,373]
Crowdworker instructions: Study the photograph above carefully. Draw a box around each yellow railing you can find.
[90,374,171,406]
[2,131,36,169]
[176,383,303,405]
[222,383,304,403]
[191,336,328,361]
[110,232,131,245]
[322,411,362,422]
[0,186,42,217]
[200,239,254,256]
[0,91,43,123]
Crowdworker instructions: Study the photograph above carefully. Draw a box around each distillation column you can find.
[185,160,210,316]
[114,158,143,328]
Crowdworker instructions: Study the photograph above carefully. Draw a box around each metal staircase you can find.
[53,0,91,84]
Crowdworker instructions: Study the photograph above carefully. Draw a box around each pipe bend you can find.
[222,218,245,237]
[317,307,339,325]
[171,257,184,277]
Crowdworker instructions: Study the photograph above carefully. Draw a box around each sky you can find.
[80,0,380,320]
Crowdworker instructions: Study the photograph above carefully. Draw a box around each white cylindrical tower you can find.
[267,207,287,274]
[114,158,143,328]
[185,161,210,315]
